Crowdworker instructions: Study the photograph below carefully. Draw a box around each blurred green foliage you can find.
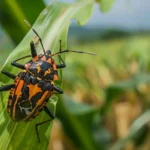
[0,0,45,44]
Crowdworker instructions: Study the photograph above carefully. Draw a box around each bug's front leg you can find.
[11,41,37,69]
[11,55,30,69]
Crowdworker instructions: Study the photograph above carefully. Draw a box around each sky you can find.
[46,0,150,31]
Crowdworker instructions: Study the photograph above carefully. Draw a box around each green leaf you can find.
[0,0,95,149]
[101,73,150,114]
[97,0,115,13]
[63,95,97,115]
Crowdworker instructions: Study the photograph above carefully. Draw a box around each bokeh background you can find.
[1,0,150,150]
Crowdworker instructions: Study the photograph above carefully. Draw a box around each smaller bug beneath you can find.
[0,20,97,142]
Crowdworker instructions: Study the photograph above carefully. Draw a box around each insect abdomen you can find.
[8,70,53,122]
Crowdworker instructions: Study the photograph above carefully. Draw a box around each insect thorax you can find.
[25,54,58,81]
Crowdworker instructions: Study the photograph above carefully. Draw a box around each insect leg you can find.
[30,41,37,58]
[35,119,51,142]
[56,55,66,69]
[35,105,55,142]
[1,70,16,79]
[11,55,31,69]
[0,84,15,91]
[53,85,63,94]
[44,105,55,119]
[59,40,62,52]
[56,40,66,68]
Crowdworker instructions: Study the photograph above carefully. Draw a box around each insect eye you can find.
[46,50,51,55]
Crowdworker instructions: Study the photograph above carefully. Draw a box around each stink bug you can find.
[0,20,97,142]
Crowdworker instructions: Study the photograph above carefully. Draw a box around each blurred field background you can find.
[1,0,150,150]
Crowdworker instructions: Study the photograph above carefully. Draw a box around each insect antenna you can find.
[52,40,97,56]
[24,20,46,54]
[51,49,97,56]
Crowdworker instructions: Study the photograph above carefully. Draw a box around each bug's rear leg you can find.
[44,105,55,119]
[0,84,15,91]
[35,105,55,142]
[1,70,16,79]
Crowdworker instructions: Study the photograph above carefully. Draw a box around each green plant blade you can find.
[0,0,95,149]
[63,95,96,115]
[101,73,150,115]
[0,0,45,44]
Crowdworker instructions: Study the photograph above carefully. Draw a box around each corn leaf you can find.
[0,0,95,149]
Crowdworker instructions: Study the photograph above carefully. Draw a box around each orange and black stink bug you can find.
[0,20,97,142]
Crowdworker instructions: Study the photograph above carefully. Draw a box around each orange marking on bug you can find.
[12,71,32,120]
[15,80,24,95]
[44,69,51,76]
[41,56,46,61]
[32,55,39,62]
[36,66,41,73]
[13,96,20,120]
[41,101,47,107]
[47,58,52,63]
[37,91,49,105]
[53,74,58,80]
[53,63,57,70]
[28,84,42,100]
